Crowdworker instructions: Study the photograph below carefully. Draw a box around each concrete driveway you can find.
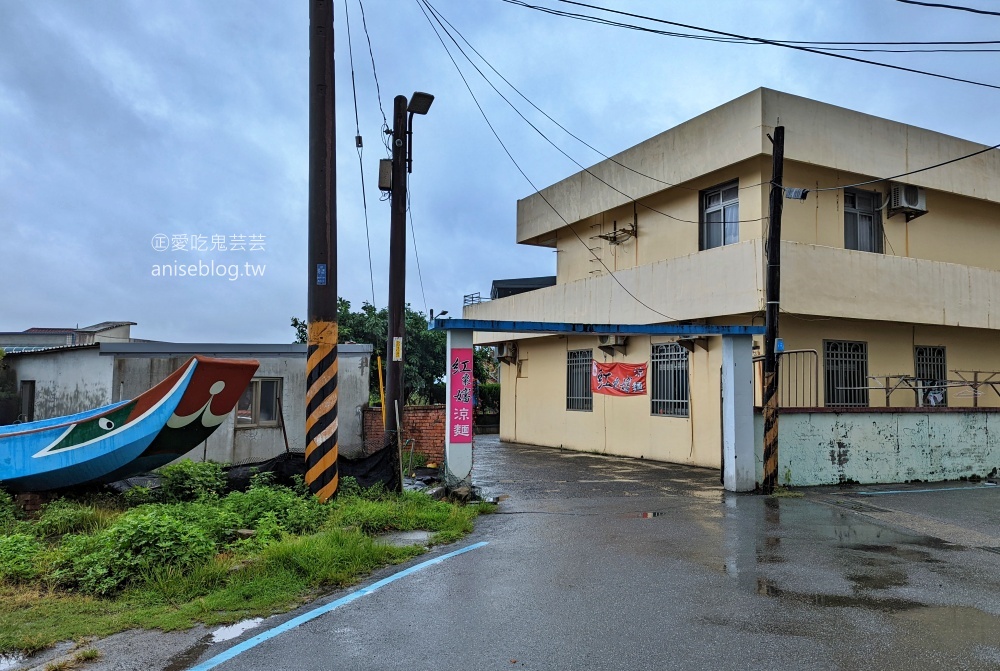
[178,436,1000,670]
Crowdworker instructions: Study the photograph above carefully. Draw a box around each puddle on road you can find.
[0,655,25,671]
[756,577,923,613]
[847,569,909,590]
[849,543,943,562]
[162,636,212,671]
[622,511,665,519]
[212,618,264,643]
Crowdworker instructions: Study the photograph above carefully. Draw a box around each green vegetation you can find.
[292,300,499,406]
[0,464,493,655]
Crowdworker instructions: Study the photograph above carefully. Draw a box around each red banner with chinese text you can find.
[591,361,648,396]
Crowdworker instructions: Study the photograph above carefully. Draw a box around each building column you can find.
[722,335,755,492]
[444,329,474,488]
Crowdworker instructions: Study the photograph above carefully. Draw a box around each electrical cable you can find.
[344,0,377,307]
[415,0,679,322]
[423,0,766,226]
[795,141,1000,193]
[897,0,1000,17]
[357,0,391,155]
[406,186,429,316]
[504,0,1000,52]
[503,0,1000,91]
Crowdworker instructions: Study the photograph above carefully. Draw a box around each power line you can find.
[798,141,1000,193]
[503,0,1000,91]
[504,0,1000,52]
[896,0,1000,17]
[344,0,377,306]
[427,0,760,194]
[357,0,391,155]
[405,186,429,316]
[415,0,679,323]
[422,0,766,226]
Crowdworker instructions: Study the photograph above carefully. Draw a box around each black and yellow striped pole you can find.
[305,0,339,502]
[761,126,785,495]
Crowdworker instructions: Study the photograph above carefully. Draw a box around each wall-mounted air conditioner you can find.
[598,335,628,356]
[888,182,927,221]
[497,342,517,364]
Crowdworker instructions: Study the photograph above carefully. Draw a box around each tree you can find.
[291,300,446,405]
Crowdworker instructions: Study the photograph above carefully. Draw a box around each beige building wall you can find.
[500,334,723,468]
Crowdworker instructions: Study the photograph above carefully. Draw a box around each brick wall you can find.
[363,405,445,464]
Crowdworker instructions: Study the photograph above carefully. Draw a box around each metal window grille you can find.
[566,349,593,411]
[651,343,690,417]
[844,189,883,253]
[915,345,947,406]
[824,341,869,407]
[700,181,739,250]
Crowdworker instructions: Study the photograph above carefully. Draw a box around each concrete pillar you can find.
[722,335,755,492]
[444,329,474,488]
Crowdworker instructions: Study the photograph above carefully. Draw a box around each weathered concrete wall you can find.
[9,349,114,420]
[113,348,371,464]
[753,409,1000,486]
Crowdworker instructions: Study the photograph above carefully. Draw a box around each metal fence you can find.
[753,349,819,408]
[566,349,593,411]
[651,343,690,416]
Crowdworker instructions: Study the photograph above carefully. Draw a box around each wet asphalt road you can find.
[197,436,1000,671]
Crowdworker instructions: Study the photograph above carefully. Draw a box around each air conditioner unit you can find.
[497,342,517,364]
[888,182,927,221]
[598,335,628,356]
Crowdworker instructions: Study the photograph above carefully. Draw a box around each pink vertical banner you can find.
[449,348,474,444]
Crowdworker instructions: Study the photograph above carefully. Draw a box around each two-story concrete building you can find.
[466,88,1000,481]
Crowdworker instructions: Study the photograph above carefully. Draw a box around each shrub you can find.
[54,508,215,595]
[122,485,159,507]
[478,382,500,413]
[36,499,118,536]
[222,486,329,536]
[159,460,226,502]
[0,489,17,533]
[0,534,44,582]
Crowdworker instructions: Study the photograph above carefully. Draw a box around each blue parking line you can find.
[187,541,489,671]
[857,483,997,496]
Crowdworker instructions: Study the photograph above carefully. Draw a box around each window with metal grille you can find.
[700,181,739,250]
[824,341,869,407]
[566,349,593,411]
[915,345,947,406]
[844,189,883,253]
[651,343,690,417]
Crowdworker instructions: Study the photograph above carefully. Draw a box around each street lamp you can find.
[384,92,434,491]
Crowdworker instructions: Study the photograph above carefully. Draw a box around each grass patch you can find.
[0,476,492,655]
[770,486,805,499]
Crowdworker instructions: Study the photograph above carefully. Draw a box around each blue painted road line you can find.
[187,541,488,671]
[857,483,997,496]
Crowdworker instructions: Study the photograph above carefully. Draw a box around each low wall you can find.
[754,408,1000,486]
[363,405,445,464]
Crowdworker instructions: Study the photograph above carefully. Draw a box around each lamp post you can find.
[384,92,434,491]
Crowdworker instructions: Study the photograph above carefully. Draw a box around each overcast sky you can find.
[1,0,998,343]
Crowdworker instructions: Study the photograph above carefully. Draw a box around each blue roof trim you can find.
[429,319,764,336]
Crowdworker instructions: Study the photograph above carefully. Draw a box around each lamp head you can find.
[407,92,434,115]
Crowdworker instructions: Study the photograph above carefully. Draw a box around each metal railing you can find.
[753,349,819,408]
[463,292,483,306]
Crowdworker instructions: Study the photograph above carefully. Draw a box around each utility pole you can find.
[383,95,408,492]
[305,0,340,503]
[382,92,434,491]
[762,125,785,495]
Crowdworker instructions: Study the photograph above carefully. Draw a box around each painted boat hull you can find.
[0,356,259,491]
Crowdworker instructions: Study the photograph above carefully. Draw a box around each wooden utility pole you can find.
[761,125,785,495]
[382,95,408,491]
[305,0,340,502]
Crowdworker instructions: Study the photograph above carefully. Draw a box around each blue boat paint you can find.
[187,541,489,671]
[0,360,198,491]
